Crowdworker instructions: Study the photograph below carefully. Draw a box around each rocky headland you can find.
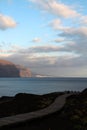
[0,60,31,77]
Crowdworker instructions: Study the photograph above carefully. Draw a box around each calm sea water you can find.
[0,78,87,96]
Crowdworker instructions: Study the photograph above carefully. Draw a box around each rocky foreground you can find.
[0,92,63,118]
[0,89,87,130]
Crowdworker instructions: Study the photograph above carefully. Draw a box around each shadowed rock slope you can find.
[0,60,31,77]
[0,92,63,118]
[5,89,87,130]
[0,60,20,77]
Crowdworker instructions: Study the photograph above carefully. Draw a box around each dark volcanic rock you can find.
[81,88,87,95]
[0,60,32,77]
[0,60,20,77]
[0,92,61,118]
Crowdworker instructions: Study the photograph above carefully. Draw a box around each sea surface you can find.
[0,77,87,96]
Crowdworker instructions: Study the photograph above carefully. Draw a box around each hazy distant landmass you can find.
[0,59,51,78]
[0,60,32,77]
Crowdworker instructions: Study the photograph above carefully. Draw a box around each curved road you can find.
[0,93,72,128]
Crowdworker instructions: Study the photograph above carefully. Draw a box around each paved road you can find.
[0,93,72,128]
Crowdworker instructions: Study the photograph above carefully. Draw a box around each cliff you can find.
[0,60,32,77]
[16,65,32,77]
[0,60,20,77]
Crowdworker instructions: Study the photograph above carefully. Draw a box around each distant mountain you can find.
[0,60,31,77]
[0,60,20,77]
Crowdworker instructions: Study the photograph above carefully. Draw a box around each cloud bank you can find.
[29,0,79,18]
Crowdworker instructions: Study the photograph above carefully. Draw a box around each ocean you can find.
[0,77,87,96]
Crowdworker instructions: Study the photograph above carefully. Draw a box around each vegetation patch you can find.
[60,89,87,130]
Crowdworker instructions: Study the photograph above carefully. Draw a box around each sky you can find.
[0,0,87,77]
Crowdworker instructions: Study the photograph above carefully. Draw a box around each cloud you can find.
[49,19,62,30]
[59,27,87,38]
[0,53,74,66]
[58,26,87,56]
[16,45,67,54]
[0,41,79,56]
[31,37,41,43]
[28,0,87,62]
[2,51,86,71]
[0,14,17,30]
[53,38,65,43]
[1,43,87,77]
[0,42,21,55]
[80,16,87,25]
[0,44,67,55]
[29,45,64,53]
[29,0,79,18]
[48,18,72,32]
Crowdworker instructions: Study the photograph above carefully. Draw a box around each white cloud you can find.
[29,0,79,18]
[31,37,41,43]
[49,19,62,30]
[0,14,17,30]
[80,16,87,25]
[53,38,64,43]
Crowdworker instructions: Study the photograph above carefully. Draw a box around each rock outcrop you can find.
[16,65,32,77]
[0,60,20,77]
[0,60,31,77]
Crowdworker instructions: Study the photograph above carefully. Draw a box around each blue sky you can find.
[0,0,87,77]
